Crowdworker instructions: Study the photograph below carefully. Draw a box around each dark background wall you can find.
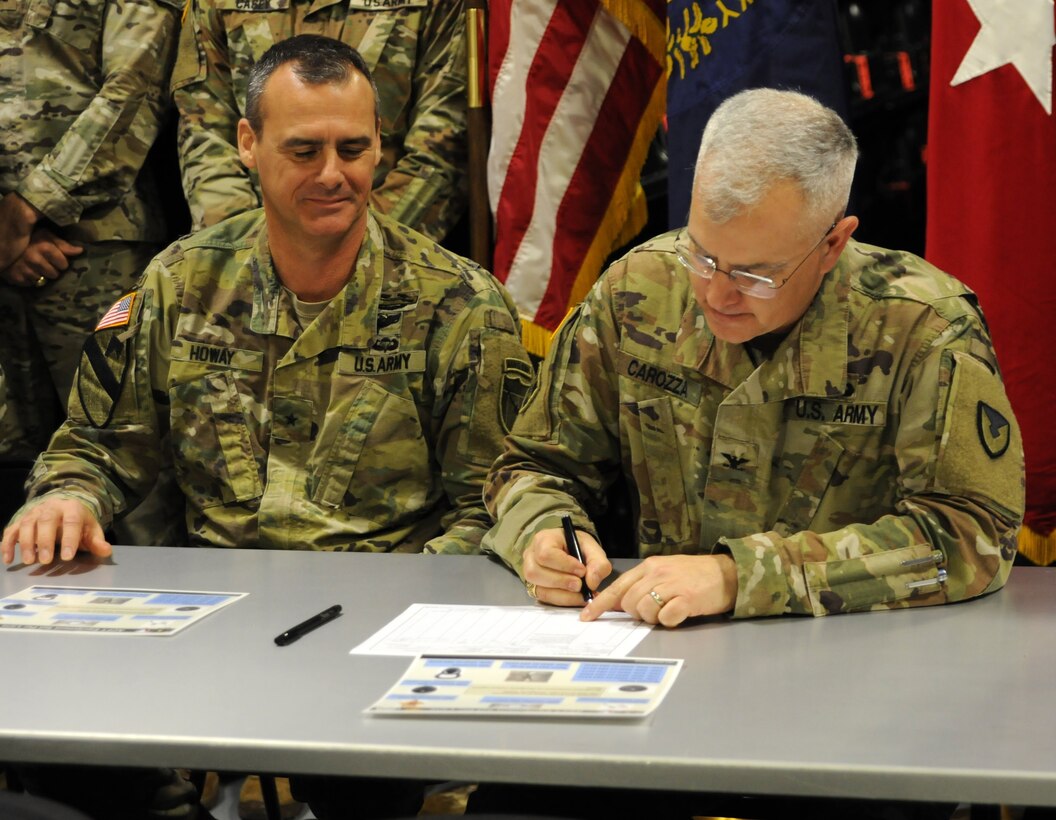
[840,0,929,256]
[633,0,931,260]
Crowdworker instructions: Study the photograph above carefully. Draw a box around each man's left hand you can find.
[580,553,739,626]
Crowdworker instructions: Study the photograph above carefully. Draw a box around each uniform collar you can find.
[336,212,384,350]
[248,217,292,338]
[672,256,852,399]
[248,211,384,352]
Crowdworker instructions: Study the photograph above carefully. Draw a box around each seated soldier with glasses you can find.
[473,84,1024,820]
[484,87,1022,629]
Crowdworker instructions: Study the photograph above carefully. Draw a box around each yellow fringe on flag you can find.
[518,0,667,359]
[599,0,668,62]
[519,319,556,360]
[1017,523,1056,566]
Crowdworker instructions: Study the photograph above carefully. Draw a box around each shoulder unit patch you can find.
[977,401,1011,458]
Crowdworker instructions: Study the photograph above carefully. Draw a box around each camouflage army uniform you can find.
[23,209,532,553]
[0,0,180,455]
[483,234,1025,616]
[173,0,467,241]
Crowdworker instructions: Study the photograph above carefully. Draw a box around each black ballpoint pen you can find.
[561,514,594,602]
[274,604,342,646]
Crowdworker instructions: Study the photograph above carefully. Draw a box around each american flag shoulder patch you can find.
[95,292,137,331]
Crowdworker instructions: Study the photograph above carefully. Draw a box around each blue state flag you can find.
[666,0,848,226]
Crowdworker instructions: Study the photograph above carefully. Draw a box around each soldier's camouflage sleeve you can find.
[484,247,1024,618]
[15,0,181,228]
[482,275,621,570]
[368,0,468,242]
[724,307,1024,618]
[425,272,533,554]
[19,256,180,528]
[172,0,260,230]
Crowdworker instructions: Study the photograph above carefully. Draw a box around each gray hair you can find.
[693,89,857,236]
[245,34,379,134]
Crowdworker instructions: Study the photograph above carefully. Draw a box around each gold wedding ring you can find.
[34,275,47,288]
[525,581,538,600]
[648,590,666,608]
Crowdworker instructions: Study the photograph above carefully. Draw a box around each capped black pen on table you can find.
[561,514,594,602]
[274,604,342,646]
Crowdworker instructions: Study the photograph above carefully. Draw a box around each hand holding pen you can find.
[520,516,610,607]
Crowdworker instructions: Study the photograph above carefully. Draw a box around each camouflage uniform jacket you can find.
[26,209,533,553]
[483,234,1025,617]
[0,0,180,243]
[173,0,467,240]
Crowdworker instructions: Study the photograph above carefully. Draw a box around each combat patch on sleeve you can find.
[77,331,131,429]
[500,358,535,434]
[934,351,1022,512]
[459,329,535,465]
[77,292,142,428]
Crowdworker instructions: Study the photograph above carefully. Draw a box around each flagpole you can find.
[465,0,492,270]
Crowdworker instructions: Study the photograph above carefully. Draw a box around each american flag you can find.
[95,292,137,331]
[487,0,665,355]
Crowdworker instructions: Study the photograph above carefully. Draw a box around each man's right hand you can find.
[522,526,612,607]
[1,497,112,565]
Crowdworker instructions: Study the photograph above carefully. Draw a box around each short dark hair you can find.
[244,34,380,133]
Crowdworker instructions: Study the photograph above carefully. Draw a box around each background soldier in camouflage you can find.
[173,0,467,243]
[0,0,181,458]
[482,89,1024,626]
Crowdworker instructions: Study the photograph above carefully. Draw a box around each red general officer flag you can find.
[926,0,1056,563]
[488,0,666,355]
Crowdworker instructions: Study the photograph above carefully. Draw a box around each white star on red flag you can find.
[951,0,1055,114]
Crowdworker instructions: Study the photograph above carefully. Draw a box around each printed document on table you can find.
[0,586,246,636]
[366,654,683,718]
[351,603,652,658]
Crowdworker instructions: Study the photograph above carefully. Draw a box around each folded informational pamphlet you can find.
[366,654,683,718]
[0,585,246,635]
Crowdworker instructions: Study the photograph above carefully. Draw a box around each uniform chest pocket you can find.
[772,430,848,537]
[621,396,691,552]
[0,0,26,30]
[169,370,264,509]
[27,0,97,50]
[311,380,431,518]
